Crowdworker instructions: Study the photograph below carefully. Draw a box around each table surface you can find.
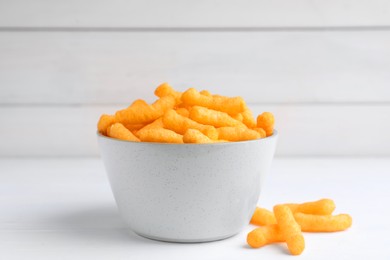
[1,157,389,260]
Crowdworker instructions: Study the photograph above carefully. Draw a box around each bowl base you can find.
[133,231,239,243]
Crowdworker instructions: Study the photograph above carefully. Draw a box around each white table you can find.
[1,157,389,259]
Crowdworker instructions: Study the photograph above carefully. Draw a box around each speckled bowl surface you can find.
[98,131,278,243]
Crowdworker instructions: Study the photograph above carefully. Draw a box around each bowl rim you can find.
[97,129,278,146]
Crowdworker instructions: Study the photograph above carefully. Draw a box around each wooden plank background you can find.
[0,0,389,156]
[1,0,390,28]
[1,31,390,105]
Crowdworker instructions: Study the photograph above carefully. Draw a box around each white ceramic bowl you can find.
[98,131,278,242]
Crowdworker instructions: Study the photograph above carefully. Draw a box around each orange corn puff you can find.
[250,207,277,226]
[116,96,175,125]
[176,108,190,117]
[138,128,183,143]
[242,109,256,128]
[247,225,283,248]
[294,213,352,232]
[232,113,244,122]
[217,127,260,141]
[136,118,164,137]
[107,123,140,142]
[285,199,336,215]
[183,129,214,144]
[122,100,149,131]
[189,106,245,128]
[181,88,246,115]
[106,124,112,136]
[97,114,116,135]
[200,90,212,96]
[123,123,145,131]
[138,118,164,131]
[129,99,149,108]
[253,128,267,138]
[177,102,192,109]
[274,205,305,255]
[98,83,277,144]
[250,199,337,227]
[152,96,177,114]
[163,109,218,140]
[257,112,275,137]
[154,82,182,104]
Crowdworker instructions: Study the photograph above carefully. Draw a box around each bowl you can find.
[98,130,278,243]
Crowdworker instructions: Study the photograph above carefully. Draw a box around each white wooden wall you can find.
[1,0,390,157]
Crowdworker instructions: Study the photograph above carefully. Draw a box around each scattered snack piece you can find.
[294,213,352,232]
[163,109,218,140]
[274,205,305,255]
[257,112,275,137]
[138,128,183,143]
[250,207,277,226]
[248,199,352,255]
[183,129,214,144]
[247,224,283,248]
[181,88,246,115]
[217,127,260,141]
[107,123,140,142]
[97,114,116,135]
[285,199,336,215]
[250,199,336,227]
[189,106,245,128]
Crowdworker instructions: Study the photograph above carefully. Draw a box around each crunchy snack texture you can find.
[97,83,275,143]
